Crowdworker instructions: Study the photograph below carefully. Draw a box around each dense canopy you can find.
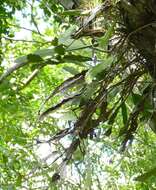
[1,0,156,189]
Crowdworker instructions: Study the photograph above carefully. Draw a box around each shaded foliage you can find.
[1,0,156,189]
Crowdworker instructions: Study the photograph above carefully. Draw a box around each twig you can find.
[22,67,42,88]
[2,36,47,44]
[39,70,87,113]
[30,0,42,35]
[2,35,50,44]
[126,21,156,41]
[39,93,81,120]
[0,60,28,84]
[7,22,44,36]
[67,45,92,51]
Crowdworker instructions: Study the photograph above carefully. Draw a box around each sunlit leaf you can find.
[63,66,79,75]
[85,56,114,83]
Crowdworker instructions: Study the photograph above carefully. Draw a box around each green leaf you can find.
[74,147,84,161]
[119,127,127,136]
[27,54,43,62]
[14,136,27,145]
[121,102,128,125]
[82,82,99,101]
[15,48,55,63]
[135,167,156,182]
[63,66,79,75]
[34,48,55,57]
[62,54,90,66]
[99,24,115,48]
[108,107,120,125]
[66,39,87,51]
[16,174,22,186]
[55,45,65,55]
[104,127,112,136]
[51,37,58,46]
[15,55,28,64]
[85,56,114,83]
[131,92,142,105]
[59,25,77,45]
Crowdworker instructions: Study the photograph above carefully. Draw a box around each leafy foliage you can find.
[1,0,156,189]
